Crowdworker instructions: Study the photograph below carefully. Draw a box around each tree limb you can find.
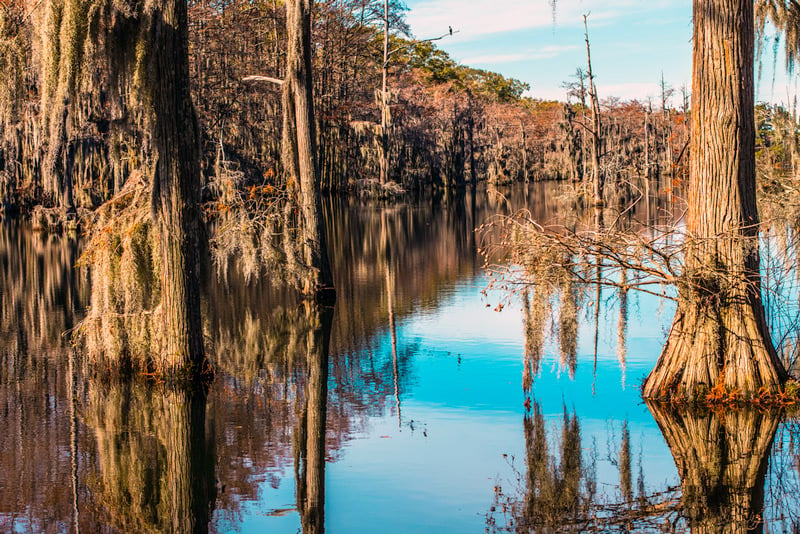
[242,75,284,85]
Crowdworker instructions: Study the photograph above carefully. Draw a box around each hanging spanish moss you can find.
[74,174,164,373]
[521,287,548,393]
[558,270,579,379]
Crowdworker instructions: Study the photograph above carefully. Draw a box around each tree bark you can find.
[148,0,206,372]
[643,0,787,400]
[379,0,390,185]
[583,15,603,206]
[283,0,335,301]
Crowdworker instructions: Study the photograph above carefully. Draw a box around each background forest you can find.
[2,0,772,220]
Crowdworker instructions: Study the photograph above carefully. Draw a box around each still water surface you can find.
[2,184,800,532]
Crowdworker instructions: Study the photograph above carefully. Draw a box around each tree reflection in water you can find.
[8,187,800,531]
[293,303,333,534]
[648,404,780,534]
[488,401,783,533]
[84,382,216,533]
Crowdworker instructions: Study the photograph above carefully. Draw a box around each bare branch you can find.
[242,75,284,85]
[385,30,460,66]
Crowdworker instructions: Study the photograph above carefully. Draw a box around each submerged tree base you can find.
[643,279,790,405]
[74,175,210,382]
[644,378,800,409]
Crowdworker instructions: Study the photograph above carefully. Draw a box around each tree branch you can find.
[384,30,460,67]
[242,75,284,85]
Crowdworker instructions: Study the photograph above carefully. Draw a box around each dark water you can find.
[2,184,800,532]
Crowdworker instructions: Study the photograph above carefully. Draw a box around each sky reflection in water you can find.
[3,185,800,532]
[232,274,679,533]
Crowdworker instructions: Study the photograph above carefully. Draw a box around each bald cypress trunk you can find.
[282,0,335,301]
[643,0,787,400]
[148,0,206,372]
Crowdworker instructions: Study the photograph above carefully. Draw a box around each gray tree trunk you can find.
[282,0,335,300]
[148,0,206,372]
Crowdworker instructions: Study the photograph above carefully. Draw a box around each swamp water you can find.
[2,183,800,532]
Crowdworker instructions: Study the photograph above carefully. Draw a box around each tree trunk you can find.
[149,0,206,373]
[584,15,603,206]
[644,103,651,180]
[643,0,787,400]
[283,0,335,301]
[467,94,477,188]
[379,0,390,185]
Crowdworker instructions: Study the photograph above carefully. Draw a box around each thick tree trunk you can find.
[648,403,778,533]
[643,0,787,400]
[283,0,335,300]
[148,0,206,372]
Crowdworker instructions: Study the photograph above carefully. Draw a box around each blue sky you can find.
[405,0,797,105]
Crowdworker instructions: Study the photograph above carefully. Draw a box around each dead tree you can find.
[282,0,335,300]
[583,15,603,206]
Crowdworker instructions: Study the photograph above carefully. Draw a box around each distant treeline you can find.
[0,0,797,217]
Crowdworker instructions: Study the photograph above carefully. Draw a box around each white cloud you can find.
[525,81,682,103]
[522,86,564,101]
[596,82,661,101]
[407,0,671,41]
[463,45,578,65]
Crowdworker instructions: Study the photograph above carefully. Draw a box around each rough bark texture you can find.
[148,0,206,371]
[643,0,787,400]
[283,0,335,300]
[648,403,778,533]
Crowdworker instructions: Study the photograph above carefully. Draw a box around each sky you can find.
[404,0,798,106]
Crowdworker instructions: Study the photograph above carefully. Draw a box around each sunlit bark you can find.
[282,0,335,300]
[148,0,206,371]
[643,0,787,400]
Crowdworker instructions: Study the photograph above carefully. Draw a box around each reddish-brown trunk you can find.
[643,0,787,400]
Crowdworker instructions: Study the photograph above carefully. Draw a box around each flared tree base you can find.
[643,295,787,402]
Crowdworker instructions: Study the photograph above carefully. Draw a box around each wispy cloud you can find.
[463,45,578,65]
[407,0,672,40]
[597,82,661,101]
[525,81,678,103]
